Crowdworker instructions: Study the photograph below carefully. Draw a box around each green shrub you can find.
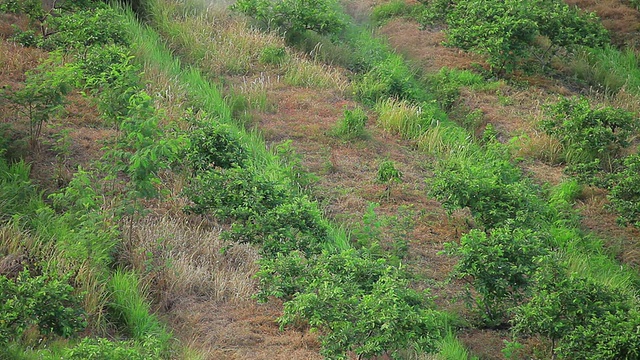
[259,248,446,359]
[40,7,130,52]
[541,97,638,177]
[444,224,549,325]
[445,0,537,74]
[443,0,609,74]
[259,45,288,65]
[186,121,248,172]
[61,338,150,360]
[184,166,289,220]
[428,149,546,229]
[2,57,72,147]
[607,154,640,228]
[371,0,422,25]
[332,106,368,140]
[232,0,346,38]
[0,269,86,345]
[355,55,427,103]
[513,260,640,360]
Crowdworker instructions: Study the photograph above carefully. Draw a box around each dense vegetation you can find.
[1,0,639,359]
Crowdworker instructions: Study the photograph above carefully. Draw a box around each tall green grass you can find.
[571,46,640,96]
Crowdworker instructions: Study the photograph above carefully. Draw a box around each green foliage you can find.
[185,166,288,220]
[572,46,640,96]
[355,55,428,103]
[607,154,640,228]
[0,269,86,345]
[0,0,44,21]
[41,7,129,52]
[61,338,150,360]
[332,106,368,140]
[371,0,423,25]
[541,97,638,177]
[446,0,537,74]
[416,0,452,26]
[108,270,171,345]
[260,248,445,359]
[444,224,548,325]
[2,57,72,147]
[428,149,546,229]
[376,159,402,184]
[259,45,288,65]
[442,0,609,74]
[232,0,346,38]
[186,120,248,172]
[103,91,184,201]
[513,260,640,359]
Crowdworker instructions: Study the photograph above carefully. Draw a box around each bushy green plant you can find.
[40,7,130,53]
[607,154,640,228]
[355,55,427,103]
[259,45,288,65]
[186,121,248,172]
[442,0,609,74]
[445,0,537,74]
[371,0,422,25]
[259,248,446,359]
[184,166,288,220]
[2,57,72,147]
[428,150,546,229]
[61,338,150,360]
[444,224,549,325]
[377,159,403,200]
[513,259,640,360]
[0,269,86,345]
[541,97,638,177]
[232,0,346,38]
[332,106,368,140]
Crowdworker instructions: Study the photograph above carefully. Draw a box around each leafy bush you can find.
[607,154,640,228]
[445,0,537,74]
[61,338,150,360]
[259,45,288,65]
[513,260,640,360]
[541,97,638,177]
[259,248,446,359]
[442,0,609,73]
[371,0,422,25]
[186,121,248,172]
[444,224,549,325]
[355,55,427,103]
[332,106,368,140]
[232,0,346,38]
[40,7,130,52]
[376,159,403,199]
[428,149,546,229]
[2,57,72,147]
[0,269,86,345]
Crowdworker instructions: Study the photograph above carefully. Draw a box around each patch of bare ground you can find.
[566,0,640,47]
[123,216,322,360]
[578,188,640,268]
[378,19,482,73]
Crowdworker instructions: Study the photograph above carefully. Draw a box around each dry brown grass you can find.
[565,0,640,47]
[122,216,260,308]
[378,19,483,73]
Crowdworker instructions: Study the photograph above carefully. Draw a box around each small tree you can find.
[376,159,402,199]
[444,224,548,326]
[3,59,72,148]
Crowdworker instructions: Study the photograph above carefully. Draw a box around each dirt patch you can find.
[168,298,323,360]
[566,0,640,47]
[378,19,483,73]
